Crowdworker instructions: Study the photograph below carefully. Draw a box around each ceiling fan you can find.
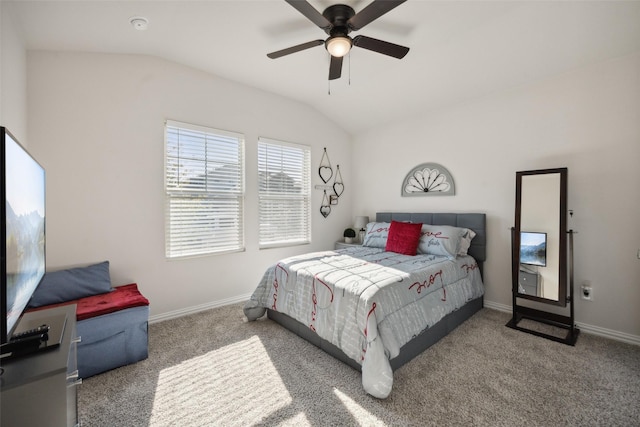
[267,0,410,80]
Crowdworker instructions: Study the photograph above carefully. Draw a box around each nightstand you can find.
[335,241,362,250]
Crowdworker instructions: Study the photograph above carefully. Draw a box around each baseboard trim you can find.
[150,296,639,346]
[149,293,253,324]
[483,300,511,313]
[483,299,640,346]
[573,322,640,346]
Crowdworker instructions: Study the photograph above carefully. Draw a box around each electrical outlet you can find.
[581,281,593,301]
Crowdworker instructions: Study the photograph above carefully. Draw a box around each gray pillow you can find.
[28,261,113,308]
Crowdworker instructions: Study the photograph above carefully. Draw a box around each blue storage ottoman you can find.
[73,283,149,378]
[28,282,149,378]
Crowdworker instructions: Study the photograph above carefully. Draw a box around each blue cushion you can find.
[28,261,113,307]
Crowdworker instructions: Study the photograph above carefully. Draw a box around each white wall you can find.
[20,47,640,339]
[0,3,27,141]
[26,51,352,318]
[352,52,640,338]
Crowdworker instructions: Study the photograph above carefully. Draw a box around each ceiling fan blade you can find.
[348,0,407,31]
[352,35,409,59]
[267,39,324,59]
[285,0,332,30]
[328,55,343,80]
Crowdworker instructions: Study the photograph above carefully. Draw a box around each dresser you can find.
[518,269,539,297]
[1,304,80,427]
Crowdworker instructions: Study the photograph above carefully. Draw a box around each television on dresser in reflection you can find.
[1,127,46,345]
[519,231,547,267]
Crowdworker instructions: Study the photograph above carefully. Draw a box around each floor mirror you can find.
[506,167,579,345]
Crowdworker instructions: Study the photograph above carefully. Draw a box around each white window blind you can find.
[258,138,311,248]
[165,120,245,258]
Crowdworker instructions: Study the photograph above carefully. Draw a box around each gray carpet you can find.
[78,303,640,426]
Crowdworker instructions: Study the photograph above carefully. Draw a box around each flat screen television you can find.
[1,127,46,345]
[520,231,547,267]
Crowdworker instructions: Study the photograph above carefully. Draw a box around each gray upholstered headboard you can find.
[375,212,487,265]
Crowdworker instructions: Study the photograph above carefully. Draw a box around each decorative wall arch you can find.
[401,163,455,196]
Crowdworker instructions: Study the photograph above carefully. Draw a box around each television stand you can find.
[0,304,80,427]
[1,313,66,360]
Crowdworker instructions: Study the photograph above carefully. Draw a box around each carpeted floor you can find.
[78,303,640,426]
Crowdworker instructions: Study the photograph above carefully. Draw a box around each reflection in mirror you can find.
[518,172,562,302]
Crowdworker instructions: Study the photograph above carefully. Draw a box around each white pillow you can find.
[417,225,476,259]
[458,228,477,256]
[362,222,391,248]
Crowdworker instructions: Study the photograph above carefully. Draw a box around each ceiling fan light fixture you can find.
[326,36,352,57]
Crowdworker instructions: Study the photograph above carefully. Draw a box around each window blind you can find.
[165,120,245,258]
[258,138,311,247]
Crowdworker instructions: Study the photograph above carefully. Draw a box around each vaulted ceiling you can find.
[6,0,640,134]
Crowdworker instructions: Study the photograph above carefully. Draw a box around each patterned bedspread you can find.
[244,246,484,398]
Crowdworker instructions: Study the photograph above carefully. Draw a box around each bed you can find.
[244,212,486,398]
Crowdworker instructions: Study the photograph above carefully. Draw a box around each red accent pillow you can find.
[385,221,423,255]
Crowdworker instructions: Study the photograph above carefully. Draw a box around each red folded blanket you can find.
[27,283,149,321]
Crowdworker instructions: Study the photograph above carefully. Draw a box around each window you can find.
[258,138,311,247]
[165,120,244,258]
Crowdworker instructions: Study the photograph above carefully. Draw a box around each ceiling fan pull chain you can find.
[327,52,331,95]
[348,51,351,86]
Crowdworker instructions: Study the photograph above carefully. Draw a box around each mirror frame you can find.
[513,167,568,307]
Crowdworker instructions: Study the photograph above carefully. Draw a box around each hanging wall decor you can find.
[315,148,345,218]
[320,190,331,218]
[402,162,455,196]
[333,164,344,197]
[318,147,333,184]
